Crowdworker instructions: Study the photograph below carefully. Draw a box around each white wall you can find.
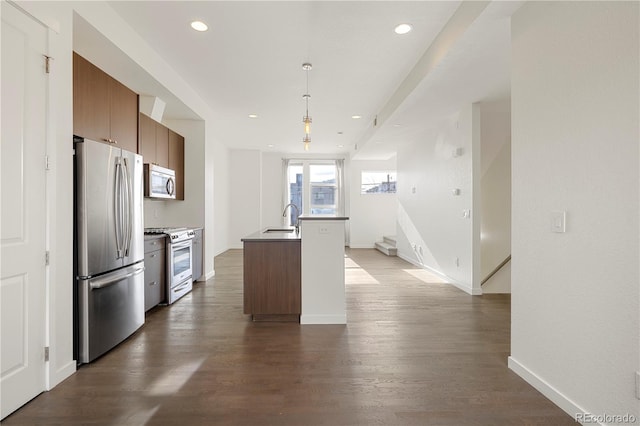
[213,139,230,257]
[396,105,481,294]
[480,99,511,293]
[349,158,397,248]
[229,150,262,248]
[261,152,285,228]
[509,1,639,420]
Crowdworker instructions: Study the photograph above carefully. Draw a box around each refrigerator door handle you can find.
[89,265,145,290]
[123,158,133,257]
[114,158,124,259]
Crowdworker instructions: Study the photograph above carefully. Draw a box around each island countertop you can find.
[241,226,301,242]
[297,214,349,221]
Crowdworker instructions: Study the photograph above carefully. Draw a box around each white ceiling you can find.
[101,1,519,159]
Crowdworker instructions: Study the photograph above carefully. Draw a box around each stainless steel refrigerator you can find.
[74,137,145,364]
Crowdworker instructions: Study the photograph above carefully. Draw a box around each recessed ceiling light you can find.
[248,114,258,119]
[337,144,344,148]
[351,115,362,119]
[394,23,413,35]
[393,124,402,127]
[190,21,208,32]
[267,144,274,148]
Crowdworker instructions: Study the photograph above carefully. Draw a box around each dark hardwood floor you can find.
[3,249,574,425]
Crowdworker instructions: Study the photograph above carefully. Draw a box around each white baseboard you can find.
[47,359,76,391]
[201,270,215,281]
[347,244,375,249]
[300,314,347,325]
[508,356,586,423]
[398,253,482,295]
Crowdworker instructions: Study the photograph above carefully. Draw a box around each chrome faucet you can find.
[282,203,300,233]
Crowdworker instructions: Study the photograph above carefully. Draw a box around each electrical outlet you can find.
[319,227,329,235]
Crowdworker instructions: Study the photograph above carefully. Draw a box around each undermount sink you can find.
[263,228,295,233]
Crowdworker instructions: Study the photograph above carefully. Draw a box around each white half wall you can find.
[510,1,639,420]
[349,158,397,248]
[396,105,481,294]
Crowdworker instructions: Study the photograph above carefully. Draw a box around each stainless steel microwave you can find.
[144,164,176,199]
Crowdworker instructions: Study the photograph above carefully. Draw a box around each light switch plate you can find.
[551,211,566,233]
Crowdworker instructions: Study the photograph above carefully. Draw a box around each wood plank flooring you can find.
[3,249,574,425]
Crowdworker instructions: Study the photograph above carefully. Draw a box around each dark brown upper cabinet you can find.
[168,130,185,201]
[139,113,169,168]
[73,52,138,154]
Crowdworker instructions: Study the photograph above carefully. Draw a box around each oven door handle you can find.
[171,240,192,250]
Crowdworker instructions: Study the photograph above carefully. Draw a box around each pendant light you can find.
[302,63,312,151]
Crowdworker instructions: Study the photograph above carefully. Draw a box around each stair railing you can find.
[481,255,511,286]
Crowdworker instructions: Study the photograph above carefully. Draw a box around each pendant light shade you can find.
[302,63,312,150]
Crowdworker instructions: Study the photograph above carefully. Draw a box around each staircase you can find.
[375,235,397,256]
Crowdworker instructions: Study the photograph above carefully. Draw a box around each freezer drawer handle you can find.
[90,266,145,290]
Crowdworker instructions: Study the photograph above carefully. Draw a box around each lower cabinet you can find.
[144,237,166,311]
[243,240,301,321]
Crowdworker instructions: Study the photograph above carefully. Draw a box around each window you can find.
[285,160,343,225]
[310,164,337,215]
[361,171,397,194]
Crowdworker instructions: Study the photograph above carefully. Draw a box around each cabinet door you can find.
[139,113,156,164]
[109,76,138,154]
[155,123,169,168]
[168,130,185,200]
[243,241,301,315]
[144,248,165,311]
[73,53,109,142]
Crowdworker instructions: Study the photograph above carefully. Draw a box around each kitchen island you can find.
[241,215,349,324]
[241,227,301,321]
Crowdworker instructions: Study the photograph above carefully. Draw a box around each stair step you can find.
[383,235,396,245]
[375,241,397,256]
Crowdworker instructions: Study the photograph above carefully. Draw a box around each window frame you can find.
[360,170,397,195]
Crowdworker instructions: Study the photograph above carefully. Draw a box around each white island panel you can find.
[300,218,347,324]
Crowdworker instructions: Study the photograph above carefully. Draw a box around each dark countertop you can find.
[298,214,349,221]
[144,234,166,241]
[241,226,301,242]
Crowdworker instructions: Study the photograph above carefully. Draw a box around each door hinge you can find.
[45,155,50,170]
[43,55,53,74]
[45,251,50,266]
[44,346,49,362]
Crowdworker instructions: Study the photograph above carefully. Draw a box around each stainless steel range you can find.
[144,227,195,304]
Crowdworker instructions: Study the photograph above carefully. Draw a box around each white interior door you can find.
[1,2,48,419]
